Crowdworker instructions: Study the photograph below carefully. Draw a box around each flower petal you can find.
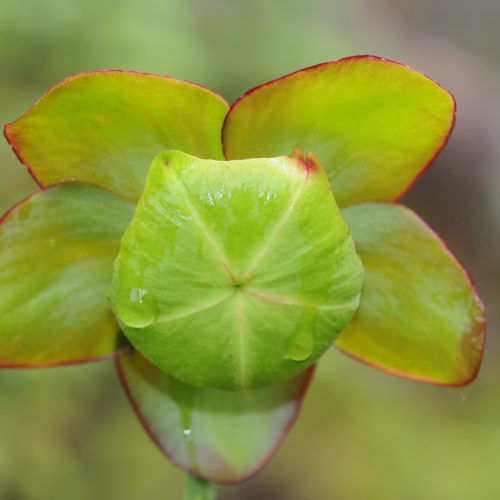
[117,349,314,484]
[0,183,134,366]
[5,71,229,201]
[336,202,485,385]
[223,55,455,207]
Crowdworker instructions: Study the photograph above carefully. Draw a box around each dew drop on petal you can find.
[117,287,158,328]
[286,329,314,361]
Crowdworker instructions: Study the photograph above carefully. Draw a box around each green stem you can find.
[185,474,216,500]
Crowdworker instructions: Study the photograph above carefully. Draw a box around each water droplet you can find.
[214,188,224,201]
[206,191,215,206]
[117,287,158,328]
[179,405,197,464]
[287,330,314,361]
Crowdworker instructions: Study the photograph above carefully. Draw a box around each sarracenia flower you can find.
[1,55,485,495]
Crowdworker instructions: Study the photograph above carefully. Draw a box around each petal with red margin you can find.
[117,349,314,484]
[0,183,134,367]
[223,55,455,207]
[5,71,229,201]
[336,202,485,385]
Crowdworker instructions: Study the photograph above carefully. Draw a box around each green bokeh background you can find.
[1,1,499,499]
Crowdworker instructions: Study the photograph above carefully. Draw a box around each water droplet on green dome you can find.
[286,329,314,361]
[117,287,158,328]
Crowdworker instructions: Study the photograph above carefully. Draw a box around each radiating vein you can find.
[234,292,247,388]
[242,175,307,281]
[169,169,237,282]
[247,289,360,312]
[155,291,235,326]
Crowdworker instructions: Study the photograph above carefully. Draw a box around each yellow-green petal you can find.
[0,183,134,366]
[117,349,313,484]
[337,202,485,385]
[223,56,455,207]
[5,71,229,201]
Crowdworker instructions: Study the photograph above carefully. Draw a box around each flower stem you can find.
[185,474,216,500]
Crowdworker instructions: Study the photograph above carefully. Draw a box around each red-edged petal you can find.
[117,349,314,484]
[223,55,455,207]
[0,182,134,367]
[336,202,485,386]
[5,70,229,201]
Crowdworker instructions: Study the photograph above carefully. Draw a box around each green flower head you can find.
[1,55,485,486]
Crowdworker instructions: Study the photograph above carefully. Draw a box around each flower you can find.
[0,55,485,489]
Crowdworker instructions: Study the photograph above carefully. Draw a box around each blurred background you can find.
[0,0,499,498]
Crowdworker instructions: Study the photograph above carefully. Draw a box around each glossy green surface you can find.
[117,349,312,483]
[0,184,134,366]
[223,56,455,207]
[109,150,363,390]
[5,71,228,201]
[337,203,485,385]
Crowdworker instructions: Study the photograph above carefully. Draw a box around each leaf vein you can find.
[154,291,235,326]
[169,169,237,282]
[242,175,307,281]
[247,289,360,312]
